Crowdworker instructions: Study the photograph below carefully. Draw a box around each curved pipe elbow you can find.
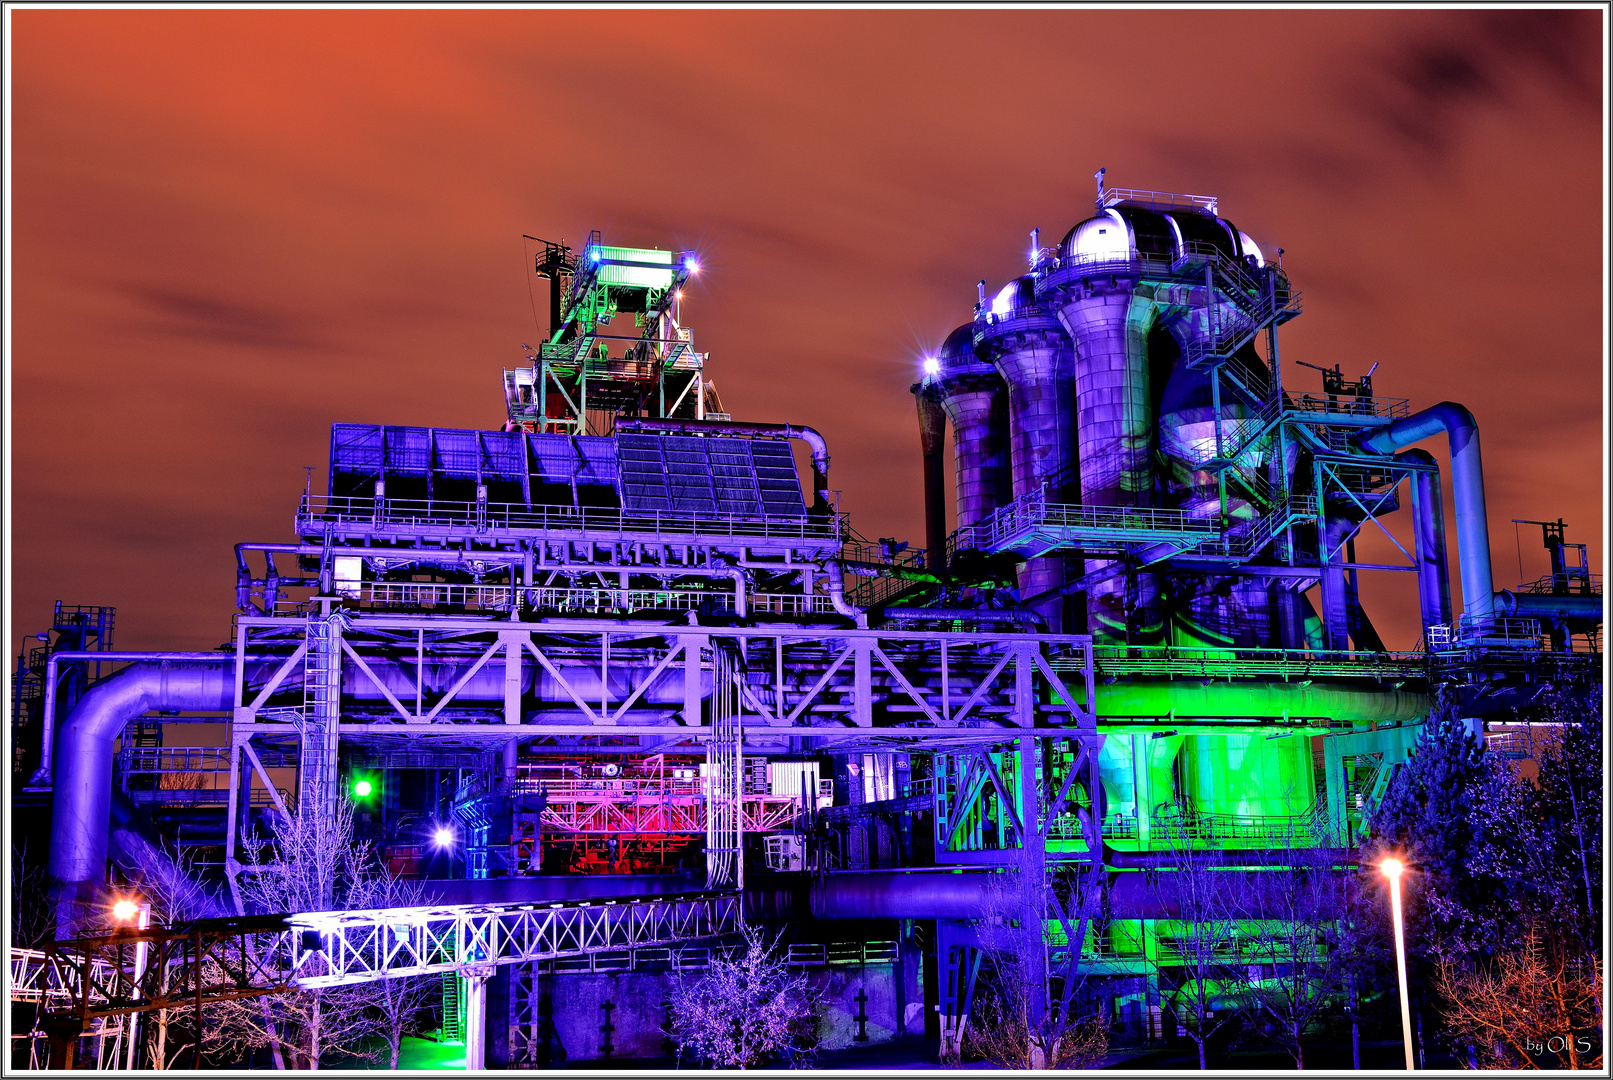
[1357,401,1492,621]
[821,561,867,626]
[49,661,235,890]
[1358,400,1477,456]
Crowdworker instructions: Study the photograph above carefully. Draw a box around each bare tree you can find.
[11,841,53,949]
[1146,840,1249,1070]
[964,864,1109,1069]
[1239,839,1351,1069]
[345,862,438,1068]
[1435,926,1603,1070]
[666,925,823,1069]
[208,797,383,1069]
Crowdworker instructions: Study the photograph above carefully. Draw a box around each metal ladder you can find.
[441,972,462,1042]
[300,613,343,824]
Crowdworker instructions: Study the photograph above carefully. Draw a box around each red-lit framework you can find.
[512,754,815,874]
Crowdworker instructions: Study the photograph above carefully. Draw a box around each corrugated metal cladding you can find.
[328,424,805,517]
[615,434,804,518]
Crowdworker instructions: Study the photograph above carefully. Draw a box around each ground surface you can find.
[354,1031,1442,1070]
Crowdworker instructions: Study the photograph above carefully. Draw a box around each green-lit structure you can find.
[887,179,1603,1050]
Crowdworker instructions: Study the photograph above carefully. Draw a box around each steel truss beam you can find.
[34,892,740,1025]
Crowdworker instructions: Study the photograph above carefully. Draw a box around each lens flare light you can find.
[433,825,456,849]
[112,899,139,922]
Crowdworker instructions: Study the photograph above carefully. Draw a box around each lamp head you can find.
[112,899,139,922]
[433,825,456,849]
[1379,857,1405,880]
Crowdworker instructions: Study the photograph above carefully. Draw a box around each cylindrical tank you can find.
[974,275,1078,630]
[1040,212,1165,643]
[919,323,1011,529]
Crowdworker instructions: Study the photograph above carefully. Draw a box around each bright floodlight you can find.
[433,826,455,849]
[1380,857,1405,879]
[685,256,700,273]
[112,899,138,922]
[923,356,941,375]
[353,778,373,798]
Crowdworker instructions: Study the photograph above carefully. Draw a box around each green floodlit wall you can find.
[596,245,676,290]
[1182,733,1314,817]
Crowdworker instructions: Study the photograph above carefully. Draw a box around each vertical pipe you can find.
[1359,402,1493,622]
[1321,517,1352,651]
[915,389,949,572]
[1397,449,1451,634]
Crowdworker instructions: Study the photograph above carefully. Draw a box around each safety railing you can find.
[1149,804,1325,843]
[952,492,1217,554]
[123,786,291,807]
[785,941,900,966]
[1519,573,1601,596]
[298,495,845,544]
[1070,643,1426,681]
[119,747,233,774]
[1431,615,1546,650]
[1290,392,1411,420]
[291,582,837,618]
[1100,186,1218,215]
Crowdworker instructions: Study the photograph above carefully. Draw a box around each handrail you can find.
[297,495,844,543]
[1099,186,1218,215]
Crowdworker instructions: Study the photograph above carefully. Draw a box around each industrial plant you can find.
[10,182,1602,1070]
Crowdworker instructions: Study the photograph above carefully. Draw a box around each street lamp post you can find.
[112,898,152,1069]
[1381,858,1415,1070]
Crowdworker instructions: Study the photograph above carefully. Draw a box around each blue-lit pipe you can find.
[1492,591,1604,622]
[49,662,235,930]
[1397,449,1451,632]
[1358,403,1493,621]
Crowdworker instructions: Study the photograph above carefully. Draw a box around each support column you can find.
[853,639,873,727]
[464,969,491,1071]
[682,635,707,727]
[502,632,524,725]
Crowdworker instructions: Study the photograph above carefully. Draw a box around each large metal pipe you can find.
[1492,591,1604,622]
[1095,680,1428,725]
[49,662,235,920]
[34,651,234,787]
[1398,449,1452,633]
[1358,402,1493,621]
[614,417,833,513]
[914,387,949,571]
[808,867,1346,921]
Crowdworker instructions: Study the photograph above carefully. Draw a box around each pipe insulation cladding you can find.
[1358,402,1494,621]
[49,663,235,907]
[808,868,1348,921]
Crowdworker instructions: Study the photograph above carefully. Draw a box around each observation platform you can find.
[949,490,1318,563]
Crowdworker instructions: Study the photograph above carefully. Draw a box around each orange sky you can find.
[9,8,1605,651]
